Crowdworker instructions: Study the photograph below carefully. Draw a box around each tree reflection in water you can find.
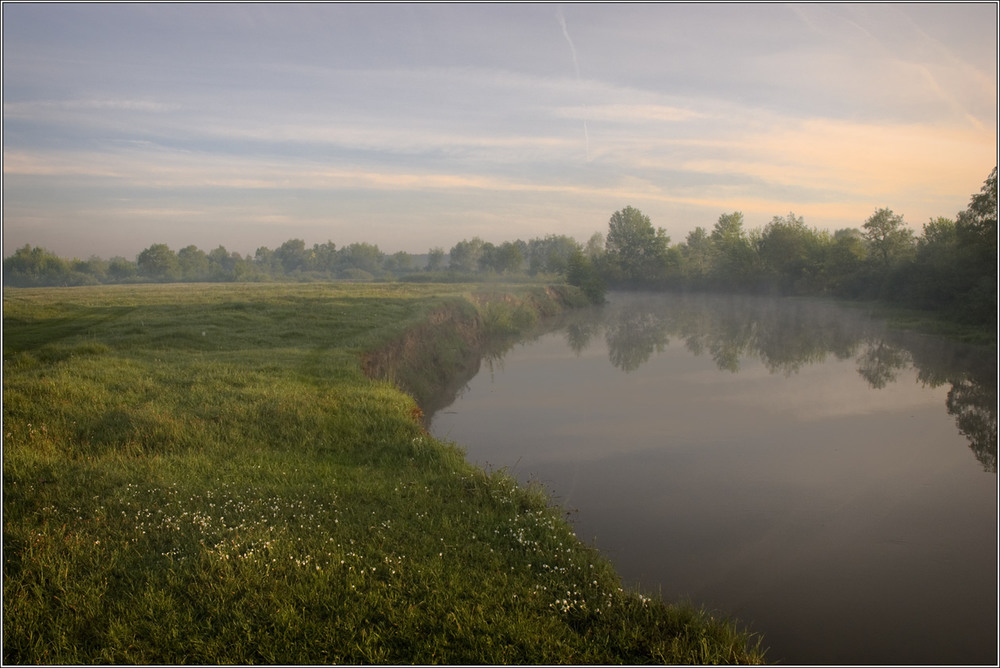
[564,293,996,472]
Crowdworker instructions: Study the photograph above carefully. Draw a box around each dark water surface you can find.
[428,293,997,665]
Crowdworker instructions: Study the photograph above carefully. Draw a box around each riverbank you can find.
[872,301,997,348]
[3,282,767,664]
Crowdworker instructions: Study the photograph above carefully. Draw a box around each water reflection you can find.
[550,293,996,472]
[948,377,998,471]
[428,292,997,664]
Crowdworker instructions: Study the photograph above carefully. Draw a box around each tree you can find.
[339,242,383,276]
[449,238,484,273]
[107,256,138,282]
[605,206,670,282]
[861,208,914,268]
[584,232,605,260]
[71,256,108,284]
[254,246,280,276]
[711,211,745,247]
[478,242,499,273]
[758,212,825,292]
[275,239,309,274]
[426,247,446,271]
[208,245,236,281]
[956,166,997,248]
[526,235,580,275]
[709,211,756,286]
[384,251,413,274]
[311,241,338,274]
[906,217,961,309]
[2,245,70,286]
[493,241,524,274]
[137,243,180,281]
[823,228,867,297]
[479,241,525,274]
[681,226,712,279]
[951,167,998,324]
[177,245,209,281]
[566,249,606,303]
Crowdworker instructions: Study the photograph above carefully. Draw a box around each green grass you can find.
[3,282,766,664]
[832,297,997,348]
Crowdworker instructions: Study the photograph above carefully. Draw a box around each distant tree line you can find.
[4,168,995,325]
[2,235,590,288]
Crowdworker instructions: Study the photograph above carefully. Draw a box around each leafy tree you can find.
[903,217,961,308]
[275,239,309,274]
[951,167,998,324]
[449,238,484,273]
[177,245,209,281]
[478,242,499,273]
[137,243,180,281]
[384,251,414,274]
[311,241,339,274]
[584,232,605,260]
[605,206,670,282]
[253,246,280,276]
[861,208,914,268]
[339,242,383,276]
[711,211,745,247]
[494,242,524,274]
[2,245,70,286]
[956,166,997,248]
[758,213,827,293]
[426,247,446,271]
[710,211,756,285]
[71,256,108,284]
[230,252,251,281]
[208,246,238,281]
[681,226,712,280]
[527,235,580,275]
[823,228,867,297]
[566,250,606,303]
[107,256,138,282]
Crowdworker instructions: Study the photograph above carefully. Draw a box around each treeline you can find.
[1,235,588,287]
[4,168,995,325]
[585,167,997,326]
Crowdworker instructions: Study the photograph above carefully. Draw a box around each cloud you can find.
[552,104,702,124]
[2,4,994,258]
[3,98,181,115]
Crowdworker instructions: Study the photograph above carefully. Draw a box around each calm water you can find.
[428,293,998,665]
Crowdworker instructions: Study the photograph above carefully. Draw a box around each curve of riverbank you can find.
[3,282,766,664]
[358,285,770,663]
[361,285,589,417]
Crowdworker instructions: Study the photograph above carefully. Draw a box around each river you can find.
[428,292,997,665]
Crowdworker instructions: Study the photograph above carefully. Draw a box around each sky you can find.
[2,2,997,260]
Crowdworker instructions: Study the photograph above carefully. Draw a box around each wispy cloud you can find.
[2,3,995,258]
[4,98,181,115]
[555,7,590,159]
[552,104,703,124]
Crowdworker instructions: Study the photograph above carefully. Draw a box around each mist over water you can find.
[429,292,997,665]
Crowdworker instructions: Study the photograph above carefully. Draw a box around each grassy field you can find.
[3,282,766,664]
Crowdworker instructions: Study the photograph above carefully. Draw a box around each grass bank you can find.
[873,303,997,348]
[3,282,766,664]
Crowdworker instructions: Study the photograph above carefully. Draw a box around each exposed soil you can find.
[360,299,484,419]
[361,287,587,421]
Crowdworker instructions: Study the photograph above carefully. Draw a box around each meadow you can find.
[3,282,766,664]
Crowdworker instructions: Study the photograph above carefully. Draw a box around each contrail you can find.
[557,10,590,160]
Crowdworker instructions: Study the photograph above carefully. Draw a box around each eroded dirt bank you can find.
[361,298,483,419]
[361,286,589,419]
